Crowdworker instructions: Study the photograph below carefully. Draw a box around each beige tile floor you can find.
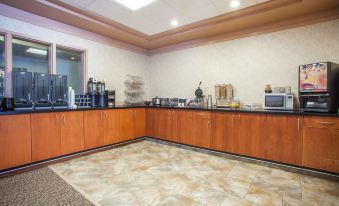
[49,141,339,206]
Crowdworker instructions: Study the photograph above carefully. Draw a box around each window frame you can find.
[55,44,87,94]
[0,28,87,96]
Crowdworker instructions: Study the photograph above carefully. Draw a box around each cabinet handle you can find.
[297,117,300,131]
[238,114,240,124]
[197,114,205,116]
[134,110,136,117]
[55,114,59,123]
[105,112,108,119]
[317,121,335,125]
[63,114,66,124]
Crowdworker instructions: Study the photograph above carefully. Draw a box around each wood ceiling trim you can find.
[0,0,338,55]
[148,7,339,55]
[45,0,150,40]
[149,0,300,40]
[0,0,150,48]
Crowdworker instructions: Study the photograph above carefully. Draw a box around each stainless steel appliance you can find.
[106,90,115,107]
[264,93,294,110]
[52,74,68,108]
[87,78,97,107]
[12,69,33,109]
[160,98,170,106]
[34,73,52,109]
[152,96,161,106]
[299,62,339,113]
[0,68,4,99]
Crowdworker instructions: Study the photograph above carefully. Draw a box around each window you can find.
[12,37,50,74]
[0,34,5,98]
[56,47,84,94]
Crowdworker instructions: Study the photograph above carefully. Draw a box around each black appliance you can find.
[106,90,115,107]
[97,92,106,107]
[299,62,339,113]
[34,73,52,108]
[87,78,97,107]
[52,74,68,108]
[1,97,15,111]
[12,69,33,109]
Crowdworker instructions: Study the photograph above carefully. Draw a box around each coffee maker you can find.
[12,69,33,109]
[34,73,52,109]
[52,74,68,108]
[299,62,339,113]
[106,90,115,107]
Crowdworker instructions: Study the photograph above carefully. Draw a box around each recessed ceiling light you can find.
[171,20,178,26]
[113,0,156,11]
[230,0,240,8]
[26,48,47,56]
[71,57,75,60]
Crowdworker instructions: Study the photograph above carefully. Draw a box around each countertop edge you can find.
[0,105,338,117]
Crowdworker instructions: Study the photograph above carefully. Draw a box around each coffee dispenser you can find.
[299,62,339,113]
[52,74,68,108]
[12,69,33,109]
[34,73,52,108]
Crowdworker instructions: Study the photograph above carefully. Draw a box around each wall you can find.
[147,19,339,106]
[0,14,148,104]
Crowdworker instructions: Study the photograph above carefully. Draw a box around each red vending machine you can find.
[299,62,339,113]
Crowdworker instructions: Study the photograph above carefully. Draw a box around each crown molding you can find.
[0,0,338,55]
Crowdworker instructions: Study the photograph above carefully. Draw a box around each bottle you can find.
[207,95,212,108]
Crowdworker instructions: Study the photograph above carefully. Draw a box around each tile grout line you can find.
[48,166,102,206]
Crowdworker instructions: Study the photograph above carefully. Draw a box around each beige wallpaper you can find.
[1,13,339,107]
[0,14,148,104]
[147,19,339,107]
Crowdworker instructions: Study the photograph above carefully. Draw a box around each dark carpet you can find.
[0,167,94,206]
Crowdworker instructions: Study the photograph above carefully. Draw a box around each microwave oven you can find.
[264,93,294,110]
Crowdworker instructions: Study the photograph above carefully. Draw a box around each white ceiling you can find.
[60,0,271,35]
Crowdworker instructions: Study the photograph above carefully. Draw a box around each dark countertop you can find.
[0,105,338,117]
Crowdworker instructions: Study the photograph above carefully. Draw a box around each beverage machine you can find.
[34,73,52,109]
[12,69,33,109]
[52,74,68,108]
[299,62,339,113]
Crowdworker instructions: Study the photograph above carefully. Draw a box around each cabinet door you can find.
[134,108,145,138]
[302,117,339,173]
[104,110,120,145]
[60,112,84,155]
[176,110,192,144]
[236,114,267,159]
[31,113,61,162]
[211,112,237,153]
[188,111,211,148]
[0,114,31,170]
[146,108,157,137]
[84,111,105,149]
[265,115,302,165]
[120,109,135,141]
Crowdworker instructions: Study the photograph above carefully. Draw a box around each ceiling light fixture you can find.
[113,0,156,11]
[230,0,240,8]
[171,20,178,26]
[26,48,47,56]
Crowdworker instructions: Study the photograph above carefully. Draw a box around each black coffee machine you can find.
[299,62,339,113]
[106,90,115,107]
[34,73,52,109]
[52,74,68,108]
[12,69,33,109]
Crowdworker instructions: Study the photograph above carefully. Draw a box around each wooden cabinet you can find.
[60,112,84,155]
[146,108,172,140]
[186,111,211,148]
[0,115,31,170]
[302,117,339,173]
[120,109,135,141]
[146,108,157,137]
[134,108,146,138]
[211,112,237,153]
[31,113,61,162]
[265,115,302,165]
[84,111,105,149]
[103,110,120,145]
[236,114,267,159]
